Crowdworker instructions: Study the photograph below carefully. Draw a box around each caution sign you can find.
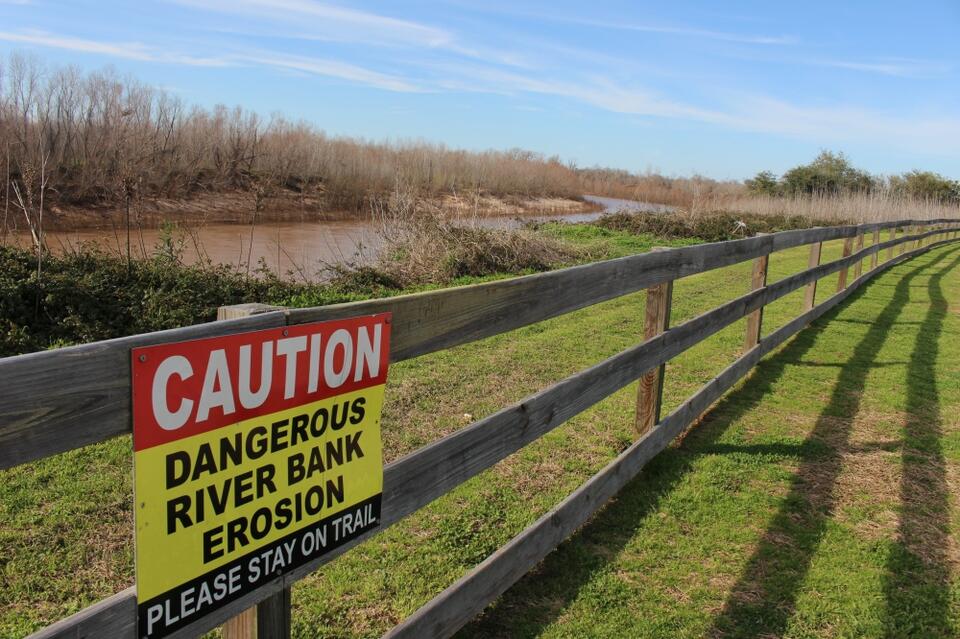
[131,314,391,638]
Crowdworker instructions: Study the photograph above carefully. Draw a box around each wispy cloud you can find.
[452,4,797,47]
[237,51,421,92]
[810,57,950,78]
[0,30,229,66]
[0,29,422,92]
[566,18,798,46]
[170,0,452,48]
[424,59,960,155]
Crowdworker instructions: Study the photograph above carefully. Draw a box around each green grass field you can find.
[2,227,959,638]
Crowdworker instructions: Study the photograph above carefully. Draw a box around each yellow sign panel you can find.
[132,315,390,638]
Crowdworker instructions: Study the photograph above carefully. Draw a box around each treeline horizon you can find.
[746,151,960,204]
[0,52,743,214]
[1,52,956,219]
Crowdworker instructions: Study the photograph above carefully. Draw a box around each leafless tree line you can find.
[0,52,753,223]
[0,53,593,213]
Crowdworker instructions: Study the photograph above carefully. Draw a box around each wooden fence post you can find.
[901,226,910,254]
[635,248,673,436]
[803,241,822,312]
[887,227,896,261]
[218,302,292,639]
[852,232,865,280]
[743,238,769,352]
[837,236,854,291]
[870,228,880,270]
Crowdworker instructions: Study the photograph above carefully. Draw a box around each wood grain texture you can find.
[852,233,865,280]
[0,312,287,471]
[837,237,855,291]
[743,246,769,352]
[217,303,284,321]
[803,242,822,312]
[870,229,880,270]
[222,608,256,639]
[635,248,673,436]
[256,588,291,639]
[26,587,136,639]
[20,224,959,639]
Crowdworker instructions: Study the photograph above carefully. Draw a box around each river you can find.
[5,195,668,279]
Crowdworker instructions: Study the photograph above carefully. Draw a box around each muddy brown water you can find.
[4,195,669,280]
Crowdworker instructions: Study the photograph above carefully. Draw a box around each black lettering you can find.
[275,497,293,529]
[325,438,343,468]
[290,413,310,446]
[288,452,304,485]
[330,401,349,431]
[226,517,249,553]
[350,397,366,425]
[246,426,268,459]
[345,432,364,461]
[250,508,272,540]
[165,451,191,489]
[256,464,277,496]
[307,445,325,476]
[219,431,243,469]
[167,495,192,534]
[203,526,224,563]
[325,475,344,506]
[310,407,328,437]
[234,470,254,506]
[271,418,289,452]
[208,481,231,516]
[192,443,216,479]
[305,485,324,515]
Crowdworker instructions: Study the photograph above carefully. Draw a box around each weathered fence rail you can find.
[3,218,959,639]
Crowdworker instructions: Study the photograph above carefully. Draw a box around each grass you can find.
[1,225,959,638]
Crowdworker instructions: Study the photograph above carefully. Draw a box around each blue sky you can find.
[1,0,958,180]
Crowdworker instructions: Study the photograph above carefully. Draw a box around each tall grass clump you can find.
[719,192,960,223]
[330,192,580,288]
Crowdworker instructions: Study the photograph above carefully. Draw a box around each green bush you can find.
[0,245,304,357]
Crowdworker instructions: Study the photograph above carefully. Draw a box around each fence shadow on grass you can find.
[707,247,960,639]
[455,264,894,638]
[882,250,959,638]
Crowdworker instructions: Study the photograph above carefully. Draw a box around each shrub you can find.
[0,244,303,356]
[356,197,581,286]
[595,211,831,243]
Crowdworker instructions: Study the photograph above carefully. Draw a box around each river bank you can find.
[13,191,601,232]
[3,194,641,275]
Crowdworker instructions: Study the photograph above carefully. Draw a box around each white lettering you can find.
[354,324,381,381]
[152,355,194,430]
[196,349,236,422]
[324,329,353,389]
[276,336,308,399]
[238,342,273,409]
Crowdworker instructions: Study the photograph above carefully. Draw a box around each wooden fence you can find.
[2,218,959,639]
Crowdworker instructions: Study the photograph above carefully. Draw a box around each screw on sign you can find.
[130,314,391,638]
